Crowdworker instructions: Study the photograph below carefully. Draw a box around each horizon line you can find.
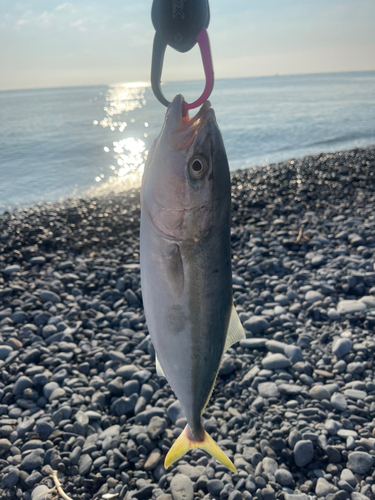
[1,69,374,94]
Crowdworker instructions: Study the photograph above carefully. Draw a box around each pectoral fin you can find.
[224,304,245,353]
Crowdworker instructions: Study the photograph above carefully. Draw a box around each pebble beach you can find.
[1,145,375,500]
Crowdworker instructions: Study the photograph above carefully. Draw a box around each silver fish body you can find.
[140,95,243,470]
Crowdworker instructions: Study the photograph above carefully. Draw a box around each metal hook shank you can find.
[151,31,169,108]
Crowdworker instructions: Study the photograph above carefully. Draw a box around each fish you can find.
[140,94,244,473]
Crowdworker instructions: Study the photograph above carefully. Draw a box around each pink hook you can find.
[182,28,214,117]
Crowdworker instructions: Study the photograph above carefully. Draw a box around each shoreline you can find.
[2,143,375,219]
[1,144,375,499]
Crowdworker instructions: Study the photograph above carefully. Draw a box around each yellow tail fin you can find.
[164,424,237,473]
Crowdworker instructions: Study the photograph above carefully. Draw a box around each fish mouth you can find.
[166,95,213,152]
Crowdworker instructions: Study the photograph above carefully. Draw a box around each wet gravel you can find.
[1,145,375,500]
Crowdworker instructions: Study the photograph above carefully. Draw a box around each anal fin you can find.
[202,303,245,413]
[224,303,245,353]
[156,355,165,377]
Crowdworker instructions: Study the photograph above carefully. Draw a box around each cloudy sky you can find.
[0,0,374,91]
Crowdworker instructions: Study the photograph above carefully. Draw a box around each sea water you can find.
[0,71,374,211]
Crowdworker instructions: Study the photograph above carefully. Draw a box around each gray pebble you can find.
[240,338,267,349]
[305,290,324,303]
[337,300,366,314]
[21,450,44,471]
[148,416,168,440]
[275,468,293,486]
[30,256,46,265]
[288,430,302,449]
[315,477,337,497]
[346,362,365,375]
[262,353,290,369]
[167,400,184,423]
[347,451,373,474]
[0,438,12,452]
[243,316,269,335]
[176,465,202,481]
[0,345,13,360]
[40,290,60,303]
[258,382,280,398]
[43,381,59,398]
[331,393,347,411]
[284,495,310,500]
[13,376,33,396]
[328,308,341,320]
[344,389,366,399]
[170,474,194,500]
[294,440,314,467]
[4,264,20,275]
[31,485,50,500]
[346,436,356,450]
[207,479,225,496]
[332,337,352,358]
[284,345,303,364]
[351,493,368,500]
[228,491,242,500]
[99,425,120,440]
[49,387,66,401]
[340,468,356,486]
[2,467,20,488]
[309,385,330,400]
[79,454,93,475]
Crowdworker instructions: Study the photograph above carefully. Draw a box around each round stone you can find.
[258,382,280,398]
[275,468,293,486]
[2,467,20,488]
[170,474,194,500]
[331,393,347,412]
[328,308,341,320]
[21,451,44,471]
[309,385,330,400]
[40,290,61,303]
[79,454,93,475]
[31,485,50,500]
[4,265,20,275]
[315,477,337,497]
[207,479,225,496]
[243,316,269,335]
[337,300,366,314]
[0,345,13,360]
[332,338,352,358]
[305,290,324,303]
[13,375,33,396]
[30,256,46,265]
[262,353,290,370]
[294,440,314,467]
[347,452,373,474]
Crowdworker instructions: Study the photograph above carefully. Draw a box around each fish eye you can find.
[188,155,207,179]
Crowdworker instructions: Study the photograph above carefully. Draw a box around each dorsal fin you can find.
[224,304,245,353]
[156,354,166,377]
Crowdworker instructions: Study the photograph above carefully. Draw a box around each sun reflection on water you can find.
[87,82,151,197]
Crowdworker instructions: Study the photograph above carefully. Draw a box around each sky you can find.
[0,0,374,91]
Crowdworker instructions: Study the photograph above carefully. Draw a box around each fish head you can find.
[141,94,230,242]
